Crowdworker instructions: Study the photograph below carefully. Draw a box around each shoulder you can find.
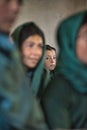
[42,73,72,104]
[46,73,71,93]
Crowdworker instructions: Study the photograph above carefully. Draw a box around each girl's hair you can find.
[81,13,87,26]
[13,22,45,49]
[46,44,56,52]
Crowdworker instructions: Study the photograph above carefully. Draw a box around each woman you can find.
[41,10,87,129]
[12,22,46,97]
[12,22,49,130]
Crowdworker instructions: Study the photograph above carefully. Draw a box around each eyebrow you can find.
[46,55,52,57]
[46,55,56,58]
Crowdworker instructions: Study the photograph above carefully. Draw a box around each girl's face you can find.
[76,24,87,64]
[45,50,56,71]
[21,34,44,69]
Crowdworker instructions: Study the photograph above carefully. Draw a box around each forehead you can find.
[46,50,56,56]
[24,35,43,43]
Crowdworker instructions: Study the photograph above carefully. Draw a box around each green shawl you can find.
[12,22,46,96]
[56,10,87,93]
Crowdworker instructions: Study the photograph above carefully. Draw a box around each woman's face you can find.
[21,34,44,69]
[76,24,87,64]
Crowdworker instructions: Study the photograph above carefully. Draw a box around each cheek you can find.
[45,61,50,66]
[21,49,30,58]
[76,40,87,62]
[38,49,43,58]
[40,50,43,57]
[55,60,56,64]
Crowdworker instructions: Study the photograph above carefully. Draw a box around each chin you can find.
[27,64,36,69]
[50,67,54,70]
[50,69,54,71]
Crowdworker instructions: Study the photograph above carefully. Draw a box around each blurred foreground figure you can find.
[0,0,48,130]
[41,10,87,129]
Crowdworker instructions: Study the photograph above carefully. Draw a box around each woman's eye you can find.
[46,57,50,60]
[26,42,33,48]
[53,57,56,59]
[28,44,33,47]
[38,43,43,49]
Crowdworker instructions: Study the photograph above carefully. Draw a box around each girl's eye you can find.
[38,44,43,49]
[46,57,50,60]
[25,42,34,48]
[28,44,33,48]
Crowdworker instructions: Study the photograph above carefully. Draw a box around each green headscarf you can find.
[12,22,46,96]
[56,10,87,93]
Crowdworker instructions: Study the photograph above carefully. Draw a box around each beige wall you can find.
[12,0,87,50]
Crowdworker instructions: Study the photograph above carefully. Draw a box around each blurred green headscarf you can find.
[11,22,46,96]
[56,10,87,93]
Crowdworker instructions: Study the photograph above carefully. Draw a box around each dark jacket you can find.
[38,68,50,99]
[38,67,57,99]
[38,68,56,99]
[41,73,87,129]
